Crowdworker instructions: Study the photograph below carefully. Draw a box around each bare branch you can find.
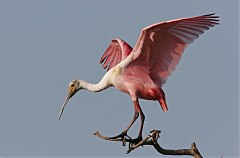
[93,130,203,158]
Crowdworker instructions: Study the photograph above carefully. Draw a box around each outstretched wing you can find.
[129,13,219,85]
[100,39,132,71]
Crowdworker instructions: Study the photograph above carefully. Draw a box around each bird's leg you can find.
[108,101,139,140]
[96,98,145,147]
[130,100,145,145]
[109,112,139,140]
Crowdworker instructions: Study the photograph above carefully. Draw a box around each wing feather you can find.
[100,39,132,71]
[128,13,219,86]
[100,41,120,70]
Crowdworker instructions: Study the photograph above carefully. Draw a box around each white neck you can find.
[78,79,110,92]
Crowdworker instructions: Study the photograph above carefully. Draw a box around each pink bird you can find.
[59,14,219,143]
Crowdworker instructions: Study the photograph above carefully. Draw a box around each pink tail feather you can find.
[158,89,168,112]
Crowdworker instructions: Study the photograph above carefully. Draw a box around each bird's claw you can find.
[108,131,131,146]
[128,135,143,148]
[109,131,127,139]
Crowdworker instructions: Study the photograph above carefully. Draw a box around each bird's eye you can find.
[71,84,75,87]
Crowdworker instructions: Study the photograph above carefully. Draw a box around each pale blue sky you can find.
[0,0,239,157]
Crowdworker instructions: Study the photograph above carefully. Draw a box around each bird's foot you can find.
[108,131,131,146]
[128,135,143,148]
[109,131,127,139]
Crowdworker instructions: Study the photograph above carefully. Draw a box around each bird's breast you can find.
[112,66,122,76]
[108,66,123,84]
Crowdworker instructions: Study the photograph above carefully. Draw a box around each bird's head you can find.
[58,80,81,120]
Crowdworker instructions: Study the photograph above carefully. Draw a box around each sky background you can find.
[0,0,239,157]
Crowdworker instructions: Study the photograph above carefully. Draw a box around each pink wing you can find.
[100,39,132,71]
[130,13,219,85]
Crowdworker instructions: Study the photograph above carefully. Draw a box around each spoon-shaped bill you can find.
[58,94,70,120]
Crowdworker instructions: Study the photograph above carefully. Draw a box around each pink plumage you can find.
[101,14,219,85]
[60,14,219,143]
[98,14,219,141]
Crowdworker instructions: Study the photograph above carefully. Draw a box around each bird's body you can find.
[107,63,168,110]
[59,14,219,143]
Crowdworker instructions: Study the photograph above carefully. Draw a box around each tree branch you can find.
[93,130,203,158]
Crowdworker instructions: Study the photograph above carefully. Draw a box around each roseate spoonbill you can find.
[59,14,219,143]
